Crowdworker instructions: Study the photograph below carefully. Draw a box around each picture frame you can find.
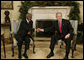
[1,1,13,10]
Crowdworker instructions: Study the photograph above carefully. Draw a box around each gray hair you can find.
[26,13,32,17]
[56,12,62,17]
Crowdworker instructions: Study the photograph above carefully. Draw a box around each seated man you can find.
[15,13,34,59]
[36,12,74,59]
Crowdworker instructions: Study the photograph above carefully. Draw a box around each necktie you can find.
[59,21,62,33]
[59,21,64,38]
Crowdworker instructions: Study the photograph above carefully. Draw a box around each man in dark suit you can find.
[36,12,74,59]
[15,13,34,59]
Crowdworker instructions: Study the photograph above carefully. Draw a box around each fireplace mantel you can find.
[28,6,73,40]
[30,6,73,9]
[29,6,73,17]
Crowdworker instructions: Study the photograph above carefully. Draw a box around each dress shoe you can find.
[64,56,68,59]
[18,56,22,59]
[46,52,54,58]
[23,54,28,59]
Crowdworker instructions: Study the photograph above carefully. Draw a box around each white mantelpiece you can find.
[29,6,72,28]
[28,6,73,40]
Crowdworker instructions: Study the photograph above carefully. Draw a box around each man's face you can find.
[56,14,62,21]
[27,14,32,20]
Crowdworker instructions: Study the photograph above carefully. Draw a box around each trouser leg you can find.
[46,35,60,58]
[24,37,30,55]
[64,37,71,58]
[17,40,23,58]
[50,35,59,53]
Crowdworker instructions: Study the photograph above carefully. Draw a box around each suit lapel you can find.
[56,20,60,32]
[61,19,64,32]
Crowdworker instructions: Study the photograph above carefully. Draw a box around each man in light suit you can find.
[36,12,74,59]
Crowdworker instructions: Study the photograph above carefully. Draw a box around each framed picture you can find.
[1,1,13,10]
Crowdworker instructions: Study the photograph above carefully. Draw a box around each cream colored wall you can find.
[1,1,83,38]
[1,1,21,38]
[1,1,21,23]
[1,1,83,23]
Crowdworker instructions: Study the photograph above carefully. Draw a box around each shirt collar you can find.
[26,18,29,23]
[58,19,62,23]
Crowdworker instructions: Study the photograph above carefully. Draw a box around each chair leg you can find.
[71,43,76,58]
[72,48,74,58]
[74,43,76,51]
[33,43,35,54]
[2,34,6,58]
[60,45,62,48]
[60,41,63,48]
[12,43,14,57]
[10,34,14,57]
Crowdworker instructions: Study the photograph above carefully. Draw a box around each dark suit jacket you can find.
[15,20,34,41]
[44,19,74,38]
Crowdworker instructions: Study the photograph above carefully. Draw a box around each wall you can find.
[1,1,21,38]
[1,1,21,23]
[1,1,83,38]
[1,1,83,23]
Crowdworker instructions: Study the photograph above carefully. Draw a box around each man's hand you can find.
[36,28,41,32]
[36,28,44,32]
[65,34,70,39]
[28,32,31,35]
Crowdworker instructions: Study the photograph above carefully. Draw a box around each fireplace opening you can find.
[36,19,56,37]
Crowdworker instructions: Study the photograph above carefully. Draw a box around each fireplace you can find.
[36,19,56,37]
[28,6,72,40]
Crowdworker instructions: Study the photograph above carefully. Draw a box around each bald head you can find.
[26,13,32,20]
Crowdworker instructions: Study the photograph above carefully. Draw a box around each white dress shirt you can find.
[26,18,30,23]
